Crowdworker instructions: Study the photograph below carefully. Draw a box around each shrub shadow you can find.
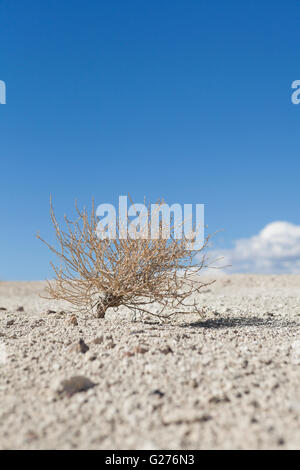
[182,316,299,329]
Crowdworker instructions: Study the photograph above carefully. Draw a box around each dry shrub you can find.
[37,198,214,320]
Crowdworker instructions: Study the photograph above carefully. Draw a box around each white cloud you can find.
[208,221,300,274]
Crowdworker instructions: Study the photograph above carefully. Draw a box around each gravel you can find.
[1,275,300,449]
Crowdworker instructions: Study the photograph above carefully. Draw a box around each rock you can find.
[16,306,24,312]
[150,389,165,398]
[123,351,135,358]
[189,378,198,388]
[123,346,148,357]
[68,338,89,354]
[133,346,148,354]
[67,314,78,326]
[78,338,89,354]
[159,345,173,355]
[198,414,213,423]
[209,394,230,404]
[92,336,104,344]
[86,353,97,361]
[46,309,56,314]
[0,307,7,311]
[57,376,96,397]
[250,400,260,409]
[6,320,15,327]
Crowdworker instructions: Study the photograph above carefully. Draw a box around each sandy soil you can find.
[1,275,300,450]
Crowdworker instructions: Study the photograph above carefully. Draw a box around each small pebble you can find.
[68,338,89,354]
[92,336,104,344]
[58,376,96,397]
[67,314,78,326]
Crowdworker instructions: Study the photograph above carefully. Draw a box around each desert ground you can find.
[1,275,300,450]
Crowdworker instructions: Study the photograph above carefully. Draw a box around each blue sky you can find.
[0,0,300,279]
